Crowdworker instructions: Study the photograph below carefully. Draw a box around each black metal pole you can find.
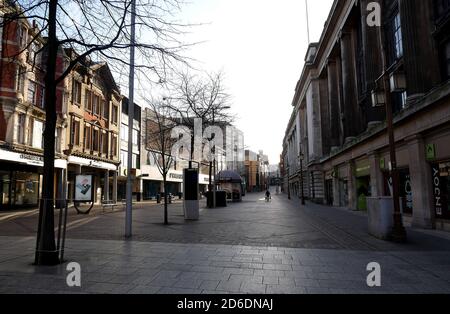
[287,168,291,200]
[300,158,305,205]
[378,9,406,243]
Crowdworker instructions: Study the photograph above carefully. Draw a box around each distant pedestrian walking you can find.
[265,190,271,202]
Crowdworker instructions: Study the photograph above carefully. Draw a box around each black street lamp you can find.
[298,153,305,205]
[372,7,407,243]
[287,166,291,200]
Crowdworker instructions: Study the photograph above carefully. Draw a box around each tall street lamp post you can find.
[287,166,291,200]
[125,0,136,238]
[298,153,305,205]
[373,5,406,243]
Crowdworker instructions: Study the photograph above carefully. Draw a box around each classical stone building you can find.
[282,0,450,231]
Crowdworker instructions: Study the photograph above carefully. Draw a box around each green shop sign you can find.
[426,144,436,161]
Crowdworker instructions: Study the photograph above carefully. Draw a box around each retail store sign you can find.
[380,158,386,170]
[19,154,43,166]
[426,144,436,161]
[74,174,94,202]
[432,164,449,219]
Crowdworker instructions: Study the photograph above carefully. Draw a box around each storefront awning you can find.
[0,148,67,169]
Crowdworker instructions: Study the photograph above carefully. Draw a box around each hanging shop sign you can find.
[432,163,450,220]
[426,144,436,161]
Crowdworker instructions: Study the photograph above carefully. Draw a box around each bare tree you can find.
[1,0,189,265]
[166,70,233,191]
[144,101,178,225]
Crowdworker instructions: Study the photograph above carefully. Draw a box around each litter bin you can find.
[216,191,227,207]
[205,191,213,208]
[367,197,394,240]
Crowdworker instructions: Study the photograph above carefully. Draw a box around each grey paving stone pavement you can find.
[0,193,449,294]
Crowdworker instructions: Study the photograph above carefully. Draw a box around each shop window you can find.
[27,81,36,105]
[14,172,39,206]
[0,172,11,206]
[72,80,82,105]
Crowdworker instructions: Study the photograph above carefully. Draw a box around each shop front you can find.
[0,148,67,210]
[383,168,414,215]
[141,169,211,200]
[355,159,371,211]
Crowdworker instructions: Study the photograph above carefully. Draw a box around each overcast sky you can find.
[178,0,335,164]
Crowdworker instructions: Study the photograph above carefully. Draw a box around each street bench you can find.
[101,201,117,212]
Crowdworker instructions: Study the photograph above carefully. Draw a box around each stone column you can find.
[327,60,342,150]
[368,153,384,197]
[104,170,110,202]
[407,135,435,229]
[2,104,16,143]
[339,30,359,142]
[112,171,118,203]
[347,161,357,211]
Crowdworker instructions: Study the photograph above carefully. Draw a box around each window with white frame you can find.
[132,129,139,146]
[31,119,44,149]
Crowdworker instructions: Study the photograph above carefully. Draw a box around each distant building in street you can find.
[224,125,245,176]
[118,97,141,202]
[140,107,211,200]
[244,150,270,192]
[282,0,450,231]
